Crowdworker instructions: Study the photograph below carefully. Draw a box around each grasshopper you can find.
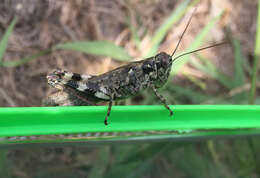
[47,8,225,125]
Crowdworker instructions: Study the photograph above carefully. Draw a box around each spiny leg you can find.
[151,85,173,116]
[104,100,113,125]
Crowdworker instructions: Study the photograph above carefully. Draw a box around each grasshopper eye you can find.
[142,61,154,74]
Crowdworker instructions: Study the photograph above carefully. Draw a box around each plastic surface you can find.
[0,105,260,137]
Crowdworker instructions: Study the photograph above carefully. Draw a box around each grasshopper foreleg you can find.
[151,85,173,116]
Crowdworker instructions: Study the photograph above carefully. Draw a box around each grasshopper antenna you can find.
[171,42,228,63]
[171,6,197,57]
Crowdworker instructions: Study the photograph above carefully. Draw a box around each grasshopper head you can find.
[141,52,172,88]
[154,52,172,72]
[46,69,67,90]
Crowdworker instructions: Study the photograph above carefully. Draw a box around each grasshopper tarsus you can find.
[104,119,108,125]
[165,105,173,116]
[169,110,173,116]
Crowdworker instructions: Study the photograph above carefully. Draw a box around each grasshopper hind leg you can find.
[151,85,173,116]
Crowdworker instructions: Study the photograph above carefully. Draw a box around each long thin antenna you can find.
[171,6,197,57]
[171,42,227,64]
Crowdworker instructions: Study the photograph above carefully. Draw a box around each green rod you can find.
[249,0,260,104]
[0,105,260,137]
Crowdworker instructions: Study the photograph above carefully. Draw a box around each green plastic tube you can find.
[0,105,260,138]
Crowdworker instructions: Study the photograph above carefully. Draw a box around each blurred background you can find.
[0,0,260,177]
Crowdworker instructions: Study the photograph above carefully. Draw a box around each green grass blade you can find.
[1,50,51,67]
[192,54,233,89]
[89,147,110,178]
[171,146,220,178]
[232,39,246,87]
[171,11,223,75]
[0,17,17,64]
[230,39,247,102]
[0,150,11,178]
[116,144,169,178]
[129,23,141,50]
[145,0,199,57]
[249,0,260,104]
[242,55,252,76]
[170,85,212,103]
[55,41,131,61]
[182,72,207,90]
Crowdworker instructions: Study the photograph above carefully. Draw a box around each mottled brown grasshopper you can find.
[46,8,225,125]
